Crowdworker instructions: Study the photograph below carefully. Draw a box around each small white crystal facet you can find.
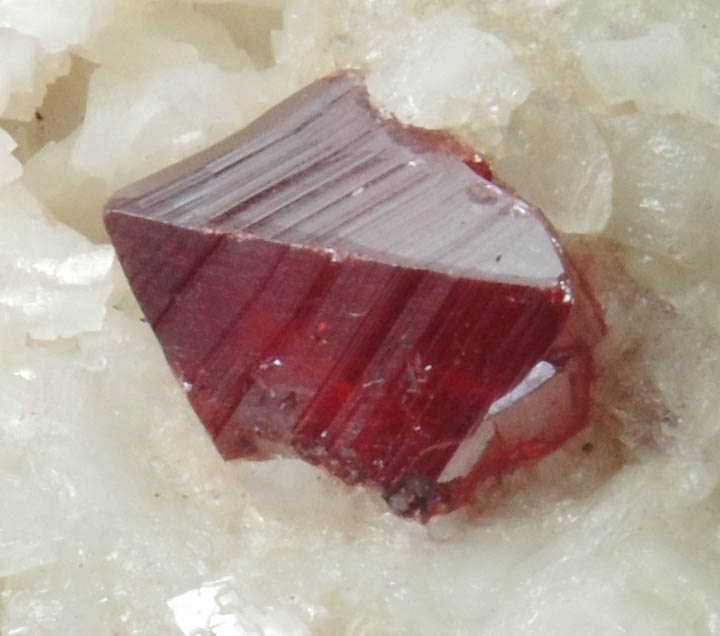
[494,92,613,234]
[366,7,533,133]
[603,112,720,274]
[0,128,23,187]
[168,579,311,636]
[580,23,697,112]
[0,184,114,340]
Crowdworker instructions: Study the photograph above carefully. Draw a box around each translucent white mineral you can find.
[0,181,113,340]
[1,0,719,635]
[0,27,70,120]
[0,129,22,187]
[493,91,613,233]
[602,112,720,274]
[0,0,113,118]
[574,5,720,126]
[364,7,534,134]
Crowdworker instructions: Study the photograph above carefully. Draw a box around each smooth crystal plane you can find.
[105,71,605,519]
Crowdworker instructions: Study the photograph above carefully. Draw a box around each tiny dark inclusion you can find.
[104,70,605,520]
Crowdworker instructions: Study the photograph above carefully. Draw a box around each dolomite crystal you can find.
[105,71,605,519]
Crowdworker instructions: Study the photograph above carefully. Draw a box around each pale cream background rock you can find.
[1,1,719,634]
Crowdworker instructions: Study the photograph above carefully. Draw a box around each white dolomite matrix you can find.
[1,1,719,636]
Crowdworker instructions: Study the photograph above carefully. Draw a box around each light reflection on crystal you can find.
[487,361,555,416]
[167,578,311,636]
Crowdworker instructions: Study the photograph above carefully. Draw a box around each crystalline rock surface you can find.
[105,71,604,519]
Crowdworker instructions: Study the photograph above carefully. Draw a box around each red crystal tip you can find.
[105,71,605,520]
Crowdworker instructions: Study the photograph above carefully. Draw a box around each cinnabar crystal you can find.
[105,71,605,520]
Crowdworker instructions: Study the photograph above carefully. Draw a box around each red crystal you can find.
[105,71,605,520]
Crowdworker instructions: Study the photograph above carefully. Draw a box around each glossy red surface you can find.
[105,71,605,519]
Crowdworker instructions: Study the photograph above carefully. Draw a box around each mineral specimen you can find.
[105,71,605,519]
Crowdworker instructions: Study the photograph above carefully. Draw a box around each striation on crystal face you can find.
[104,71,605,520]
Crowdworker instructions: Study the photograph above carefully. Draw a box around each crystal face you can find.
[105,71,605,519]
